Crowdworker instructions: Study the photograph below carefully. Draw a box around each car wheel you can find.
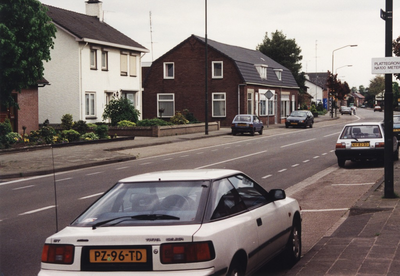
[285,216,302,266]
[232,131,237,136]
[394,149,399,161]
[258,128,263,135]
[310,123,313,128]
[285,125,289,128]
[250,129,255,136]
[338,158,346,168]
[227,255,246,276]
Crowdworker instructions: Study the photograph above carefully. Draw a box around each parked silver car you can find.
[231,114,264,136]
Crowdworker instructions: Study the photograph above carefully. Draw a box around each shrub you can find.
[39,126,56,144]
[0,118,13,147]
[102,97,140,126]
[61,114,73,130]
[137,118,172,126]
[73,120,89,134]
[170,111,189,125]
[81,132,99,141]
[61,129,81,142]
[5,132,22,144]
[117,120,136,127]
[94,124,109,139]
[182,109,200,123]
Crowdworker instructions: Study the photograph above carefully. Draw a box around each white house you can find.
[39,0,148,124]
[305,74,324,105]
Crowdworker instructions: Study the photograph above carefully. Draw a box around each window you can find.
[120,52,128,76]
[122,91,135,106]
[255,64,268,79]
[274,69,283,81]
[212,61,223,78]
[281,93,290,118]
[85,92,96,117]
[259,89,275,116]
[101,51,108,71]
[227,174,268,208]
[129,54,137,77]
[90,49,97,70]
[247,91,253,114]
[163,62,174,79]
[212,93,226,117]
[157,94,175,117]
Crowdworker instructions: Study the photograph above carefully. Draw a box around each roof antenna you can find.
[149,11,154,61]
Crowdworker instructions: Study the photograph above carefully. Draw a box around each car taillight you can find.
[375,142,385,148]
[41,244,74,264]
[249,124,253,127]
[160,241,215,264]
[336,142,346,149]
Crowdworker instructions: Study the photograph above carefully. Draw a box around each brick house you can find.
[143,35,299,127]
[39,1,148,125]
[0,79,49,135]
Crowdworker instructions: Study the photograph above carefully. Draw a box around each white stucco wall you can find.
[305,80,323,104]
[39,27,80,124]
[39,27,144,125]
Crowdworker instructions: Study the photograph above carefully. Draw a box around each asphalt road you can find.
[0,108,386,275]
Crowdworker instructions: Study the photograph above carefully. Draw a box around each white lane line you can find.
[12,185,35,190]
[292,164,299,167]
[322,153,327,156]
[180,155,190,158]
[87,172,102,176]
[139,162,152,166]
[332,183,376,186]
[163,158,173,161]
[329,150,335,153]
[196,150,268,169]
[56,177,72,182]
[313,156,320,159]
[281,138,316,148]
[302,208,349,213]
[303,160,310,163]
[262,175,272,179]
[196,152,204,154]
[116,166,129,170]
[324,132,341,137]
[79,192,103,200]
[278,169,287,173]
[19,205,55,216]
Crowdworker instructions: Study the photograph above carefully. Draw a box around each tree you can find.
[257,30,306,92]
[393,36,400,80]
[326,71,351,101]
[102,97,140,126]
[0,0,56,109]
[369,75,385,96]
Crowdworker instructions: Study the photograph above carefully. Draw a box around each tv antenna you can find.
[149,11,154,61]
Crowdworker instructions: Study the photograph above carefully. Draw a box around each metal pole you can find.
[383,0,394,198]
[204,0,208,135]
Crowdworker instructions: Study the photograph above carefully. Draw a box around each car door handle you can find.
[256,218,262,227]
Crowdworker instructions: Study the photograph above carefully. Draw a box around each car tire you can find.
[227,255,246,276]
[285,125,289,128]
[285,216,302,266]
[394,149,399,161]
[338,158,346,168]
[258,128,263,135]
[309,122,313,128]
[232,131,237,136]
[250,129,255,136]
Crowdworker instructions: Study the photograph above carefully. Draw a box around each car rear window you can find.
[340,125,382,139]
[234,115,251,122]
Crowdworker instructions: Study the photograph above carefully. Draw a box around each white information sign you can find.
[371,57,400,74]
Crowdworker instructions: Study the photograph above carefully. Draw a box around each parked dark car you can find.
[285,111,314,128]
[231,114,263,135]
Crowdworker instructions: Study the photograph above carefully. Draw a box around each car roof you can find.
[118,169,242,183]
[343,122,382,127]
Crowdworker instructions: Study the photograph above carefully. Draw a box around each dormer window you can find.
[274,69,283,81]
[255,64,268,80]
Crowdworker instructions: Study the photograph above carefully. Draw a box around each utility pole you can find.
[381,0,395,198]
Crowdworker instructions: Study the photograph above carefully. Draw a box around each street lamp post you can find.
[330,45,357,117]
[335,64,353,74]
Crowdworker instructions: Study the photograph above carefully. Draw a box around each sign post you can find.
[265,90,273,128]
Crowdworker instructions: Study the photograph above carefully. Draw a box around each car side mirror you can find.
[269,189,286,201]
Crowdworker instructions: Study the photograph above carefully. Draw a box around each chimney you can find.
[86,0,103,22]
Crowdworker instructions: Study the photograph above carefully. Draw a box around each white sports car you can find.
[39,169,301,275]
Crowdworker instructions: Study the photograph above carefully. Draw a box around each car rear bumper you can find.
[335,148,385,161]
[231,126,253,133]
[38,267,215,276]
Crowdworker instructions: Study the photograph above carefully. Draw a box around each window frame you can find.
[163,62,175,79]
[120,52,128,76]
[85,92,96,118]
[101,50,108,71]
[212,61,223,79]
[259,89,275,116]
[157,93,175,118]
[255,64,268,80]
[129,54,137,77]
[90,49,97,70]
[212,92,226,118]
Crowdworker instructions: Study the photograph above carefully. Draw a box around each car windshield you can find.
[340,125,382,139]
[72,181,209,227]
[290,111,307,117]
[233,115,252,122]
[394,116,400,124]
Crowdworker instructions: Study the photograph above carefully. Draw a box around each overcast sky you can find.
[40,0,399,89]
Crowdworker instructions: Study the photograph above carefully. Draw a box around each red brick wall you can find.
[16,88,39,135]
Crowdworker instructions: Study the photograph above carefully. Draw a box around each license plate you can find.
[237,123,247,126]
[394,129,400,132]
[90,249,147,263]
[290,122,298,125]
[351,142,370,147]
